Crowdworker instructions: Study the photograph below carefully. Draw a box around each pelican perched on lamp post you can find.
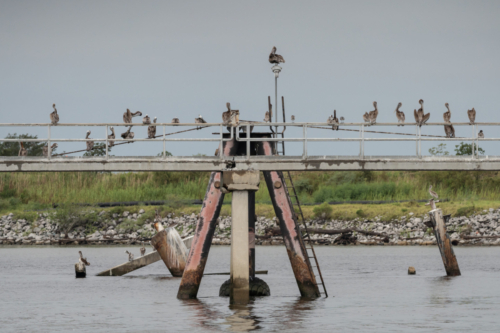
[269,46,285,64]
[50,104,59,125]
[395,102,405,126]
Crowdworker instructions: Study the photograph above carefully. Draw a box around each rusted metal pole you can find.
[428,209,461,276]
[257,141,320,298]
[177,138,238,299]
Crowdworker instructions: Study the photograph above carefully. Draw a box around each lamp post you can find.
[271,64,282,137]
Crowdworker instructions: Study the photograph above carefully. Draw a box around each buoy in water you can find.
[408,266,416,275]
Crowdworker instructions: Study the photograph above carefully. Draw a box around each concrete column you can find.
[231,191,250,305]
[428,209,461,276]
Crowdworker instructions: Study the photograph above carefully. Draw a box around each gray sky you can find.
[1,1,499,157]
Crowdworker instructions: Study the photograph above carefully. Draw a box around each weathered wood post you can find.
[75,262,86,278]
[151,227,188,277]
[427,208,461,276]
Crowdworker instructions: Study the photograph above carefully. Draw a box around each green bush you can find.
[356,209,366,218]
[294,178,314,194]
[313,202,333,220]
[455,206,476,217]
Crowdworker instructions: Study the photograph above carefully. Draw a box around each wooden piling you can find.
[428,209,461,276]
[151,228,188,277]
[75,262,86,278]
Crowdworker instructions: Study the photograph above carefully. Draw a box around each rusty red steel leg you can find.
[257,141,320,298]
[177,138,237,299]
[248,191,256,279]
[427,209,461,276]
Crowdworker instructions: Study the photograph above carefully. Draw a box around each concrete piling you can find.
[230,191,250,305]
[428,209,461,276]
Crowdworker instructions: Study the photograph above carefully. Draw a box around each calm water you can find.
[1,245,500,332]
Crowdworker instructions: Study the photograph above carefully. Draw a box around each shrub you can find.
[313,202,332,220]
[356,209,366,218]
[294,178,314,194]
[455,206,476,217]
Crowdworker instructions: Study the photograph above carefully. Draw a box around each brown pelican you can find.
[368,101,378,124]
[123,109,143,123]
[327,110,339,130]
[443,103,451,123]
[222,103,232,125]
[264,111,270,122]
[195,115,206,124]
[414,99,430,127]
[340,116,345,124]
[125,250,134,262]
[143,114,151,125]
[140,243,146,256]
[18,142,27,156]
[444,124,455,138]
[85,131,94,151]
[291,115,295,123]
[363,112,370,123]
[478,130,484,138]
[269,46,285,64]
[78,251,90,266]
[467,107,476,124]
[429,185,438,199]
[153,209,164,232]
[108,126,115,146]
[395,102,405,126]
[172,118,180,124]
[121,126,134,139]
[214,148,219,156]
[50,104,59,125]
[148,117,157,139]
[42,143,58,156]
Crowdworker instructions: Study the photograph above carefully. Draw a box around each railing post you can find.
[219,124,223,159]
[47,125,51,161]
[302,124,308,159]
[105,125,109,160]
[163,125,166,159]
[360,124,364,158]
[246,124,250,160]
[471,125,475,159]
[415,125,419,158]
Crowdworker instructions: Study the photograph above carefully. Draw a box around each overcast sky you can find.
[1,1,499,157]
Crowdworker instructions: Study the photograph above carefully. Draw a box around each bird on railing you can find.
[368,101,378,124]
[143,114,151,125]
[395,102,405,126]
[478,130,484,138]
[214,148,219,156]
[148,117,157,139]
[327,110,339,130]
[414,99,430,127]
[264,111,270,122]
[429,185,439,199]
[78,251,90,266]
[172,118,180,124]
[42,143,58,156]
[125,250,134,262]
[222,103,232,125]
[444,124,455,138]
[269,46,285,64]
[50,104,59,125]
[195,115,206,124]
[443,103,451,123]
[121,126,134,139]
[340,116,345,124]
[140,243,146,257]
[18,142,27,156]
[363,112,370,123]
[468,107,476,125]
[123,109,143,123]
[291,115,295,123]
[85,131,94,151]
[108,126,115,147]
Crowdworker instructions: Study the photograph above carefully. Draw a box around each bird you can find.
[50,104,59,125]
[467,107,476,124]
[363,112,370,123]
[108,126,115,147]
[444,124,455,138]
[121,126,134,139]
[18,142,27,156]
[414,99,430,127]
[78,251,90,266]
[269,46,285,64]
[395,102,405,126]
[291,115,295,123]
[42,143,58,156]
[195,115,206,124]
[85,131,94,151]
[143,114,151,125]
[140,243,146,257]
[443,103,451,123]
[123,109,143,123]
[264,111,270,122]
[148,117,157,139]
[125,250,134,262]
[327,111,339,130]
[172,118,180,124]
[214,148,219,156]
[222,103,232,125]
[340,116,345,124]
[478,130,484,138]
[368,101,378,124]
[429,185,439,199]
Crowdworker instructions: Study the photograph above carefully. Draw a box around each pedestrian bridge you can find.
[0,122,498,172]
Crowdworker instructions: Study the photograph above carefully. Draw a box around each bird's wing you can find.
[413,109,419,122]
[422,112,430,124]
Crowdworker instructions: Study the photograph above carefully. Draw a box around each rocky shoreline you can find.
[1,208,500,246]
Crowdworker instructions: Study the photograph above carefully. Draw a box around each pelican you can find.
[291,115,295,123]
[340,116,345,124]
[50,103,59,125]
[395,102,405,126]
[444,124,455,138]
[214,148,219,156]
[121,126,134,139]
[467,107,476,124]
[368,101,378,124]
[222,103,232,125]
[108,126,115,147]
[125,250,134,262]
[443,103,451,123]
[429,185,438,199]
[78,251,90,266]
[172,118,180,124]
[269,46,285,64]
[264,111,270,122]
[42,143,58,156]
[414,99,430,127]
[148,117,157,139]
[195,115,206,124]
[363,112,370,123]
[478,130,484,138]
[18,142,27,156]
[123,109,143,123]
[85,131,94,151]
[143,114,151,125]
[327,111,339,130]
[140,243,146,256]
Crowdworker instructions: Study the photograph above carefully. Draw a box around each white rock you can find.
[139,209,145,214]
[123,211,130,217]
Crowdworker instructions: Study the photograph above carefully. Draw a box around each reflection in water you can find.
[225,302,261,332]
